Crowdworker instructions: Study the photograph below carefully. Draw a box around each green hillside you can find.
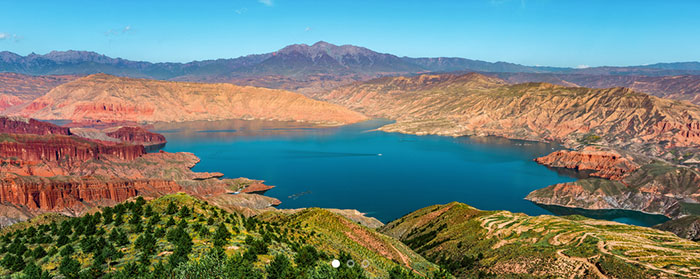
[0,193,443,279]
[381,202,700,278]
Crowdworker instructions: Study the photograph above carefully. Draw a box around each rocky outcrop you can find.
[0,177,180,211]
[534,147,640,180]
[18,73,367,125]
[0,116,71,135]
[526,162,700,218]
[239,183,275,194]
[654,215,700,241]
[0,121,279,223]
[105,126,167,147]
[0,134,145,163]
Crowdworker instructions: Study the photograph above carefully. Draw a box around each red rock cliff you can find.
[0,134,145,163]
[106,126,167,146]
[0,116,71,135]
[534,147,639,180]
[0,177,180,210]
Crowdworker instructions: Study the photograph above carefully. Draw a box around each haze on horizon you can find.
[1,0,699,68]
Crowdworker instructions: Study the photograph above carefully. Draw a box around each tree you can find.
[166,201,178,215]
[114,213,124,226]
[226,253,263,279]
[166,216,176,227]
[295,245,319,270]
[145,205,154,217]
[59,256,81,279]
[56,234,70,247]
[388,266,417,279]
[430,268,452,279]
[336,251,368,279]
[167,227,192,268]
[60,245,75,257]
[32,246,47,259]
[306,263,337,279]
[266,254,295,279]
[213,223,231,248]
[0,253,25,272]
[21,262,51,279]
[178,206,191,218]
[134,231,156,256]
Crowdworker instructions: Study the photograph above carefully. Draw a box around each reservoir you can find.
[154,119,669,226]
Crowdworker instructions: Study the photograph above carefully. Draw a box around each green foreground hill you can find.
[0,193,442,279]
[2,194,700,279]
[380,202,700,279]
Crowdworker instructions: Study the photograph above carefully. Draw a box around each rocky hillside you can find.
[494,73,700,105]
[0,117,280,226]
[534,146,641,180]
[527,148,700,219]
[381,202,700,278]
[0,73,77,111]
[17,74,367,125]
[654,215,700,242]
[0,193,442,278]
[317,73,700,155]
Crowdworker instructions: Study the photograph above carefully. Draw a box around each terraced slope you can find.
[381,202,700,278]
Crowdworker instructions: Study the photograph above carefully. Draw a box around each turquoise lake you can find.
[153,119,669,226]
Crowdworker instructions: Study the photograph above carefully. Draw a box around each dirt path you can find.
[556,249,608,279]
[597,241,698,278]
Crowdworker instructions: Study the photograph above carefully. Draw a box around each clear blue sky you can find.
[1,0,698,67]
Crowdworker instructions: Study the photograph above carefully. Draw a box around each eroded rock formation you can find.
[104,126,166,147]
[0,117,278,226]
[534,147,640,180]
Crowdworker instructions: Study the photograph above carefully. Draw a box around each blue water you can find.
[154,119,665,226]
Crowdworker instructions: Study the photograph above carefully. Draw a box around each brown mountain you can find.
[17,73,367,125]
[316,73,700,155]
[0,73,77,111]
[494,73,700,105]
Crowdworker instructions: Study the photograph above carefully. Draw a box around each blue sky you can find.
[1,0,698,67]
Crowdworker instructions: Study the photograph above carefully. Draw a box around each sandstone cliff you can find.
[104,126,166,147]
[0,133,145,163]
[19,73,367,125]
[0,117,279,226]
[534,146,640,180]
[0,116,71,135]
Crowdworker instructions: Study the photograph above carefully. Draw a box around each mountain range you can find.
[2,41,700,95]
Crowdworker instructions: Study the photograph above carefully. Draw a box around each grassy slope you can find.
[381,202,700,278]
